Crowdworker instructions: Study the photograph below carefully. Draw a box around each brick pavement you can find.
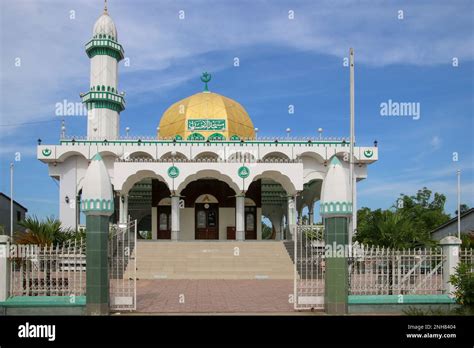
[136,279,295,313]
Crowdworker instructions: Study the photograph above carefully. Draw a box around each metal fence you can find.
[109,220,137,311]
[294,225,325,310]
[9,239,86,297]
[349,245,445,295]
[460,248,474,272]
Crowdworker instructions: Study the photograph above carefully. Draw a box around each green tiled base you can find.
[324,216,349,314]
[86,215,110,315]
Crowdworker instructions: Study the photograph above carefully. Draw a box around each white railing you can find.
[9,239,86,297]
[294,225,325,310]
[460,248,474,272]
[109,219,137,311]
[349,245,445,295]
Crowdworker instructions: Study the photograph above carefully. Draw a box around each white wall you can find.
[257,207,262,240]
[219,208,235,240]
[180,208,195,240]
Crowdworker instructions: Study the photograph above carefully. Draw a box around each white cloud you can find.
[1,0,473,136]
[430,136,442,150]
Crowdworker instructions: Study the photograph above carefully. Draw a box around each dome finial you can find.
[200,72,212,92]
[104,0,108,14]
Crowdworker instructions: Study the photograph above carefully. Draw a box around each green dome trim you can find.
[187,133,205,141]
[320,201,352,216]
[208,133,225,141]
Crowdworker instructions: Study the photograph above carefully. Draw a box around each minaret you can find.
[82,1,125,140]
[81,153,114,315]
[320,156,352,315]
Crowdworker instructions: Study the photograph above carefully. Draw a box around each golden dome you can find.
[157,91,255,140]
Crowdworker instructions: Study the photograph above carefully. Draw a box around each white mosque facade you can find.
[37,6,378,241]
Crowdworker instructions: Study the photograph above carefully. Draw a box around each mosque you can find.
[37,4,378,243]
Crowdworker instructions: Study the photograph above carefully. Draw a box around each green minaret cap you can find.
[330,156,341,166]
[201,72,211,92]
[92,153,103,161]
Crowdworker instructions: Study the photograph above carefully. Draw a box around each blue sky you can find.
[0,0,473,220]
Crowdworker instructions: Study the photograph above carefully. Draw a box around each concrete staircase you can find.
[130,241,294,279]
[283,241,323,279]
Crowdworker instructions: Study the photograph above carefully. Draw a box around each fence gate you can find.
[294,224,325,310]
[109,219,137,311]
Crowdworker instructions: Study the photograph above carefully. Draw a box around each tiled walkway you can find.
[136,279,295,313]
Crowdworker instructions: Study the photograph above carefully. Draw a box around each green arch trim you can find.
[187,133,205,141]
[208,133,225,141]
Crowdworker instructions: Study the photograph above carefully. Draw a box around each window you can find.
[16,211,21,222]
[197,211,206,228]
[159,213,168,230]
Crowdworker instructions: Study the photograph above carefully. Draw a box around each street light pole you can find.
[457,169,461,239]
[10,163,14,237]
[349,48,356,243]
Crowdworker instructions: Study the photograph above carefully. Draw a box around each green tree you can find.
[455,204,470,216]
[355,187,449,248]
[14,215,79,245]
[261,221,272,240]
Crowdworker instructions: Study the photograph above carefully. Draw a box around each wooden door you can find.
[157,206,171,239]
[245,206,257,240]
[195,203,219,239]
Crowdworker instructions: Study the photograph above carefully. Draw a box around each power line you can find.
[0,119,58,127]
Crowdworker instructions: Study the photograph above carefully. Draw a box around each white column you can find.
[123,195,129,222]
[0,235,10,301]
[171,196,180,241]
[439,236,462,297]
[119,195,124,223]
[151,207,157,240]
[236,195,245,241]
[287,196,297,240]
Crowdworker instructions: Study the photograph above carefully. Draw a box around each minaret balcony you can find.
[85,38,124,61]
[81,91,126,112]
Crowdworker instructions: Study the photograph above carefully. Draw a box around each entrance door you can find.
[245,206,257,240]
[157,206,171,239]
[195,203,219,239]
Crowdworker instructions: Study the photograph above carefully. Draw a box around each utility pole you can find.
[10,163,14,237]
[457,169,461,239]
[349,48,356,243]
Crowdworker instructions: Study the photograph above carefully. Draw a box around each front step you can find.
[127,241,295,280]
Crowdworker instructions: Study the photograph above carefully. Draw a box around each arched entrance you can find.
[195,194,219,239]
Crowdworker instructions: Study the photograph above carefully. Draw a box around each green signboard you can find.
[238,166,250,179]
[168,166,180,178]
[187,119,226,131]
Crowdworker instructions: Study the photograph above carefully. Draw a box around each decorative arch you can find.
[249,170,296,195]
[128,151,154,160]
[187,133,205,141]
[194,151,221,161]
[262,151,290,162]
[208,133,225,141]
[195,194,219,204]
[121,170,168,195]
[176,169,240,194]
[57,151,88,162]
[160,151,188,161]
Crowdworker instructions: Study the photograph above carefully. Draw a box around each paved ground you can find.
[136,279,295,313]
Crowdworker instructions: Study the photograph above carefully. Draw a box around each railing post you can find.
[0,235,11,302]
[439,236,462,297]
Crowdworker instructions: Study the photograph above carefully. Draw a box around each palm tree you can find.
[14,216,78,245]
[12,216,81,296]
